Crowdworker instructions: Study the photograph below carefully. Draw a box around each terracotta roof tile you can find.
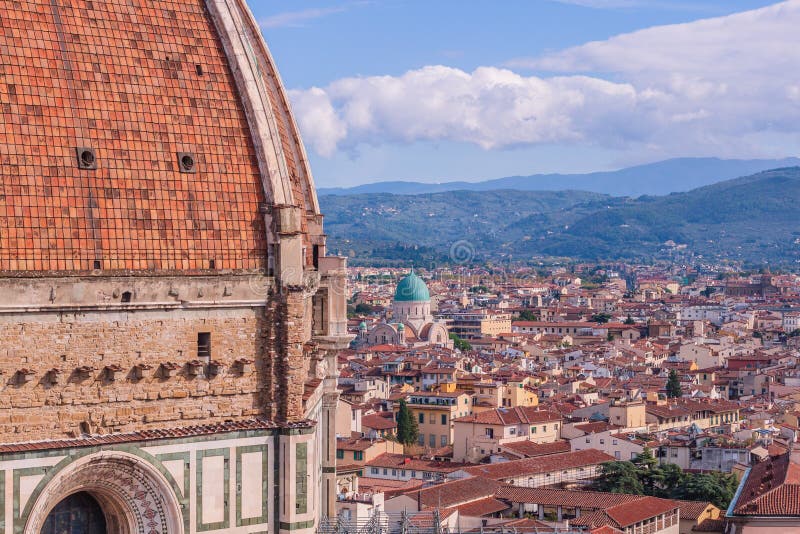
[462,449,615,480]
[405,477,504,509]
[453,407,561,426]
[0,0,296,272]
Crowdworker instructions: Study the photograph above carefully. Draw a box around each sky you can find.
[251,0,799,188]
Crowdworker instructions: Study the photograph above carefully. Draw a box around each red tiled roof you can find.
[500,440,572,458]
[675,500,715,520]
[362,413,397,430]
[451,497,510,517]
[462,449,615,480]
[733,451,800,516]
[604,497,678,528]
[453,407,561,426]
[569,497,678,529]
[0,419,298,454]
[495,487,641,508]
[406,477,504,509]
[0,0,295,272]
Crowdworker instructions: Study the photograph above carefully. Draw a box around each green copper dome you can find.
[394,271,430,302]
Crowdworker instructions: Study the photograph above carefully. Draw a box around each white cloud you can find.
[290,1,800,159]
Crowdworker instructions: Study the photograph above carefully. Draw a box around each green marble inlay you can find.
[155,451,191,500]
[0,470,5,532]
[13,466,49,534]
[196,448,230,532]
[236,445,270,527]
[295,443,308,515]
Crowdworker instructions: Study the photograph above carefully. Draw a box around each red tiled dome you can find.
[0,0,318,273]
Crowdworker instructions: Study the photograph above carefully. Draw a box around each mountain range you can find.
[319,167,800,266]
[318,157,800,198]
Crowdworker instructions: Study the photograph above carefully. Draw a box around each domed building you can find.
[359,271,452,349]
[0,2,351,533]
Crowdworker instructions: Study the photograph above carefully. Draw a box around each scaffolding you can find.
[317,511,585,534]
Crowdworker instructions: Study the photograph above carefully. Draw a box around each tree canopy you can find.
[592,454,739,509]
[449,333,472,352]
[666,369,683,398]
[396,399,419,447]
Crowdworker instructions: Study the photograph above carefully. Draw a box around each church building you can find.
[0,1,351,533]
[358,272,452,349]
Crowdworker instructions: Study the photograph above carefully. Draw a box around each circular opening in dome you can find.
[80,150,95,166]
[181,154,194,171]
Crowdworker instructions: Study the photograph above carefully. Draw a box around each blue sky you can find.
[251,0,798,188]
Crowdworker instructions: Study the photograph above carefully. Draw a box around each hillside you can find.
[533,167,800,263]
[320,190,610,265]
[320,167,800,266]
[319,157,800,198]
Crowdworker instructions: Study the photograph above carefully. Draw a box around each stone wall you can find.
[0,306,273,441]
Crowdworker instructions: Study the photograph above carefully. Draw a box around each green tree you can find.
[592,313,612,324]
[449,333,472,352]
[591,461,645,495]
[666,369,683,398]
[518,310,538,322]
[354,303,375,315]
[650,463,686,498]
[632,448,658,495]
[395,399,419,447]
[673,472,738,509]
[624,315,636,325]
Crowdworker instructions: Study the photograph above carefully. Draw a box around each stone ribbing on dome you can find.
[394,271,431,302]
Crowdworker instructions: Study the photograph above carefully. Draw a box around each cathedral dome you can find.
[394,271,430,302]
[0,0,321,274]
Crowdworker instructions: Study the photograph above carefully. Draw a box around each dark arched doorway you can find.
[41,492,107,534]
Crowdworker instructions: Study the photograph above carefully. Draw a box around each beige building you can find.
[452,407,562,462]
[646,400,741,432]
[442,310,513,339]
[471,379,540,413]
[609,399,648,429]
[393,391,473,449]
[0,2,352,533]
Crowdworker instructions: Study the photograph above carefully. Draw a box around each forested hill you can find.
[320,167,800,266]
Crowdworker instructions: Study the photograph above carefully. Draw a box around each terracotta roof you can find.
[462,449,615,480]
[733,451,800,516]
[570,497,679,529]
[453,407,561,426]
[406,477,504,509]
[362,413,397,430]
[495,487,641,508]
[0,0,312,272]
[451,497,510,517]
[500,440,572,458]
[675,500,715,520]
[0,419,299,454]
